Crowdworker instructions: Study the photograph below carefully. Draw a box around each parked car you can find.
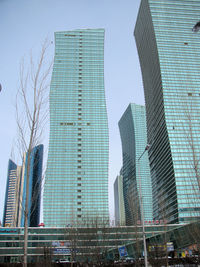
[53,259,59,263]
[59,258,70,263]
[125,257,135,263]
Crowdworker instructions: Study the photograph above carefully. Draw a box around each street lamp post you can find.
[138,144,150,267]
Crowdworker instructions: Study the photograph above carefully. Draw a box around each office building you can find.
[118,103,153,225]
[3,160,21,227]
[44,29,109,227]
[20,144,43,227]
[114,174,126,226]
[134,0,200,223]
[0,224,179,263]
[3,145,43,227]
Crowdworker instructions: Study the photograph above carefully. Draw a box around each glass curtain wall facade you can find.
[0,224,179,263]
[118,103,153,225]
[3,145,43,227]
[20,144,43,227]
[134,0,200,223]
[44,29,109,227]
[3,160,21,227]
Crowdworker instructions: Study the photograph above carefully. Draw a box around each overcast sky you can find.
[0,0,144,222]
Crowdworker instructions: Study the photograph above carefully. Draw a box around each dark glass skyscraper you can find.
[135,0,200,223]
[44,29,109,227]
[20,144,43,227]
[3,145,43,227]
[119,103,153,225]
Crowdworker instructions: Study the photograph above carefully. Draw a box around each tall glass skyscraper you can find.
[114,174,126,226]
[44,29,109,227]
[3,145,43,227]
[20,144,43,227]
[135,0,200,223]
[3,160,21,227]
[118,103,153,225]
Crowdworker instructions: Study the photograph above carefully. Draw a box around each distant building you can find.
[3,160,21,227]
[114,174,126,226]
[20,145,43,227]
[44,29,109,227]
[119,103,153,225]
[3,145,43,227]
[134,0,200,223]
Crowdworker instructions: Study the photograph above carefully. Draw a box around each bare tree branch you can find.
[15,40,52,267]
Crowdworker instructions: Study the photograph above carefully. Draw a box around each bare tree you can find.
[158,192,169,267]
[16,40,52,267]
[180,104,200,259]
[127,185,143,265]
[65,222,78,267]
[183,105,200,191]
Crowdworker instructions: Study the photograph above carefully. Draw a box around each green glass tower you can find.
[44,29,109,227]
[135,0,200,223]
[119,103,153,225]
